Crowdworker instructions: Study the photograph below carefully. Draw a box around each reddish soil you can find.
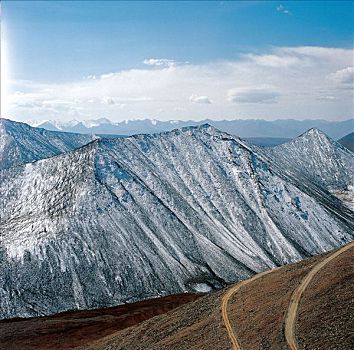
[0,293,201,350]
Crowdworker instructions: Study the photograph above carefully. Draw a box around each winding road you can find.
[221,241,354,350]
[284,241,354,350]
[221,268,277,350]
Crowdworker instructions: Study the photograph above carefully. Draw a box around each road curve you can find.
[221,268,277,350]
[285,241,354,350]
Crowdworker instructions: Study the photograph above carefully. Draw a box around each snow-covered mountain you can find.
[34,117,353,139]
[0,124,353,319]
[0,118,95,170]
[265,128,354,208]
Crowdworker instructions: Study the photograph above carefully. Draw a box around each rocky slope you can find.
[265,128,353,191]
[0,118,94,170]
[0,125,353,320]
[265,128,354,209]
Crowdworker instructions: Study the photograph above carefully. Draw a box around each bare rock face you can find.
[0,124,353,319]
[0,118,94,170]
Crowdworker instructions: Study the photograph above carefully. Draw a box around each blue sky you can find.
[2,1,353,81]
[1,1,353,122]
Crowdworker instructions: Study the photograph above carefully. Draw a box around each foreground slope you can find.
[80,242,354,350]
[0,294,201,350]
[0,118,94,169]
[0,125,353,319]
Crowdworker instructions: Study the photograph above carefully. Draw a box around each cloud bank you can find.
[7,46,354,122]
[227,87,279,104]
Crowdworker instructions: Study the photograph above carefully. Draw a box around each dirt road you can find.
[221,268,277,350]
[284,242,354,350]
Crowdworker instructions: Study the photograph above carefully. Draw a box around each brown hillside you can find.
[0,293,201,350]
[78,243,354,350]
[297,246,354,349]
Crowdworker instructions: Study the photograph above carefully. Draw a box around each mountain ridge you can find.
[1,124,353,320]
[0,118,95,170]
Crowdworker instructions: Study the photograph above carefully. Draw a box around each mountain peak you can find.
[297,127,330,140]
[266,126,354,196]
[0,119,94,170]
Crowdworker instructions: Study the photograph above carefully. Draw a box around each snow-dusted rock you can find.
[0,125,353,319]
[0,118,94,170]
[265,128,354,208]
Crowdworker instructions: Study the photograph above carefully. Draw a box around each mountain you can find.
[0,125,353,320]
[265,128,354,208]
[0,118,95,170]
[35,118,354,139]
[338,132,354,152]
[34,121,61,132]
[76,242,354,350]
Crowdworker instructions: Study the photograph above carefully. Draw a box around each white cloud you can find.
[102,96,115,105]
[7,46,354,123]
[15,100,43,109]
[42,99,75,106]
[330,66,354,86]
[247,54,302,68]
[143,58,189,68]
[283,47,353,64]
[317,95,337,101]
[101,72,116,79]
[189,94,212,104]
[84,75,97,80]
[276,4,291,15]
[143,58,177,67]
[227,87,280,104]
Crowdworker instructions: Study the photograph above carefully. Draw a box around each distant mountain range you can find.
[32,117,354,140]
[1,121,353,319]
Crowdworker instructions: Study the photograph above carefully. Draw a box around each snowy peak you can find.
[0,118,94,170]
[301,127,326,136]
[292,127,337,146]
[265,127,354,200]
[284,127,353,155]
